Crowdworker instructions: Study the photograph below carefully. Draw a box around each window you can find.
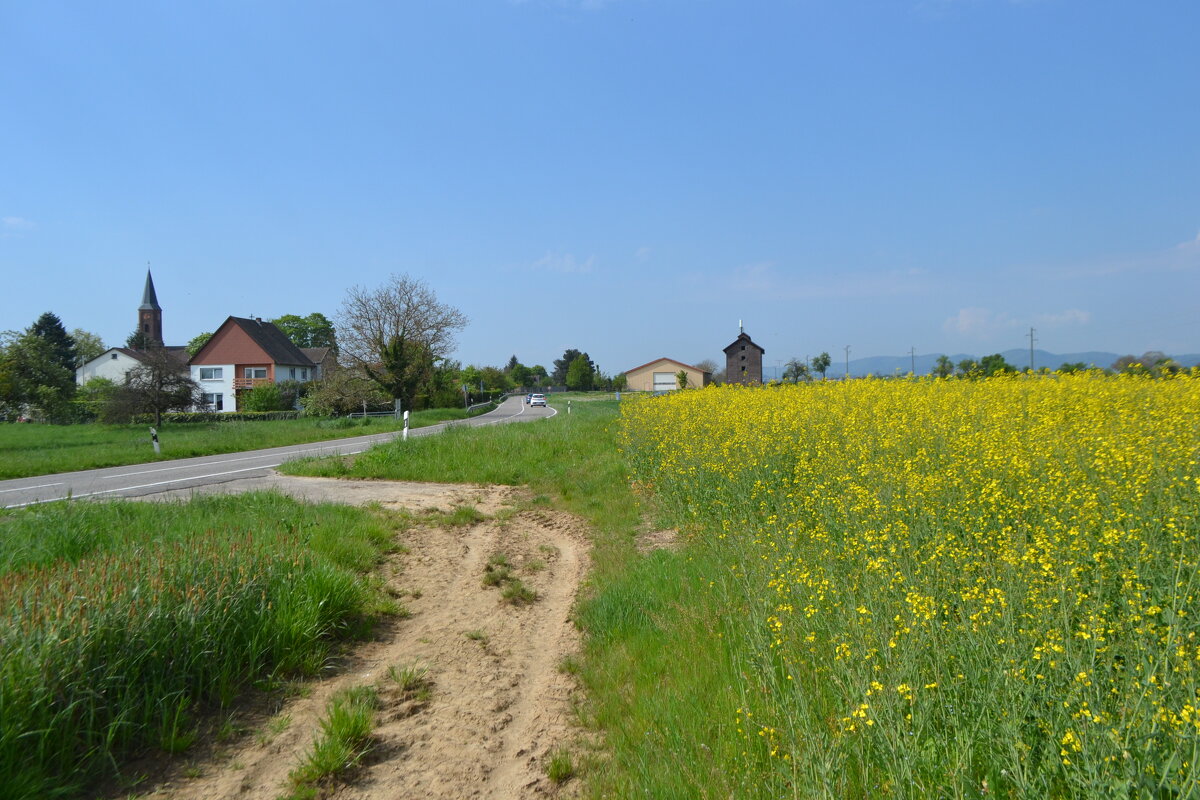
[111,353,118,360]
[289,367,296,379]
[245,367,267,379]
[301,368,309,380]
[202,393,224,411]
[199,367,223,380]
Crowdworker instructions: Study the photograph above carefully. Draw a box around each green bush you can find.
[240,382,284,412]
[131,410,303,424]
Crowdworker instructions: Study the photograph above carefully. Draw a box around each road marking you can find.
[2,401,545,508]
[4,465,281,508]
[0,481,63,494]
[96,432,408,478]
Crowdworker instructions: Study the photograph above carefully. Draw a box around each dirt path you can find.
[143,478,589,800]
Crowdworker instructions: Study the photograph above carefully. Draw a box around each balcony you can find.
[233,377,271,390]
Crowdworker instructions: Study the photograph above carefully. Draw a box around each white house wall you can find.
[192,364,234,412]
[76,350,142,385]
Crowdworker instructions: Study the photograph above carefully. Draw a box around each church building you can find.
[75,271,188,385]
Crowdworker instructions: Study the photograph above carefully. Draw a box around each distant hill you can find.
[844,350,1200,377]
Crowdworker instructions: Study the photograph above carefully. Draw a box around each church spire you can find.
[136,269,163,347]
[139,269,161,311]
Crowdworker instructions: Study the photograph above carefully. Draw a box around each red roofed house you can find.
[624,357,712,392]
[189,316,316,411]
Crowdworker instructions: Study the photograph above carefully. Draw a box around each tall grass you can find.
[0,409,472,480]
[0,492,396,797]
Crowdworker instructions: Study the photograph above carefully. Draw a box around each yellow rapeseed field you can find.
[620,373,1200,797]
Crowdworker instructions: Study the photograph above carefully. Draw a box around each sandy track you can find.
[142,478,588,800]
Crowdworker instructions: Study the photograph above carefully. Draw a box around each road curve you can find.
[1,396,556,509]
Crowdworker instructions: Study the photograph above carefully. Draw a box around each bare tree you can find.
[104,348,200,426]
[337,275,468,410]
[783,358,811,383]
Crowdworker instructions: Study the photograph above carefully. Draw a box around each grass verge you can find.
[280,396,739,796]
[0,492,399,797]
[0,408,474,480]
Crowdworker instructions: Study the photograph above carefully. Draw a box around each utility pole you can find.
[844,345,851,379]
[910,346,916,375]
[1028,327,1037,372]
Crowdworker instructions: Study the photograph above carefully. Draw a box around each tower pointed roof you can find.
[139,270,161,311]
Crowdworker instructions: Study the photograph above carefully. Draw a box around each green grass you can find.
[0,492,398,797]
[279,397,741,797]
[0,408,475,480]
[546,748,576,783]
[281,398,641,579]
[285,685,380,796]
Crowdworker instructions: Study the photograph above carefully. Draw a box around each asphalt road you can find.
[0,396,556,509]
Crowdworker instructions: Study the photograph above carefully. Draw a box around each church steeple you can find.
[137,270,163,347]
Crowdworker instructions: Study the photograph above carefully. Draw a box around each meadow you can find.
[0,493,398,797]
[0,408,475,480]
[617,374,1200,798]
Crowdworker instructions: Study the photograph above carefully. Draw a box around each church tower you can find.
[138,270,163,347]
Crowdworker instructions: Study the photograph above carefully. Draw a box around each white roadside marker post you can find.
[150,426,160,455]
[403,410,410,441]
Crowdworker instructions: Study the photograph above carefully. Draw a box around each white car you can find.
[530,394,547,407]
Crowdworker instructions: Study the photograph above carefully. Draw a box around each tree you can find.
[76,376,117,420]
[365,334,435,412]
[552,349,585,385]
[0,329,77,421]
[509,363,532,388]
[126,328,151,350]
[695,359,719,379]
[956,358,980,377]
[529,365,548,386]
[811,352,832,380]
[30,312,77,373]
[979,353,1015,377]
[186,332,213,357]
[271,313,337,349]
[70,328,106,367]
[301,366,391,416]
[932,355,954,378]
[1058,362,1089,374]
[504,354,520,373]
[337,274,468,411]
[105,348,200,426]
[1114,351,1178,376]
[565,354,595,390]
[783,358,811,383]
[612,372,628,391]
[676,370,690,390]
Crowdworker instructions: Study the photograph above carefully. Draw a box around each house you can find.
[189,316,316,411]
[624,357,712,392]
[77,346,189,384]
[300,347,336,380]
[724,329,765,385]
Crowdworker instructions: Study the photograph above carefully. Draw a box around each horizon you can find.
[3,2,1197,374]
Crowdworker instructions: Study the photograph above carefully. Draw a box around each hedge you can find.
[131,411,303,424]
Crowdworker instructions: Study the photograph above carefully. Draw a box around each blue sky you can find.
[3,0,1197,375]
